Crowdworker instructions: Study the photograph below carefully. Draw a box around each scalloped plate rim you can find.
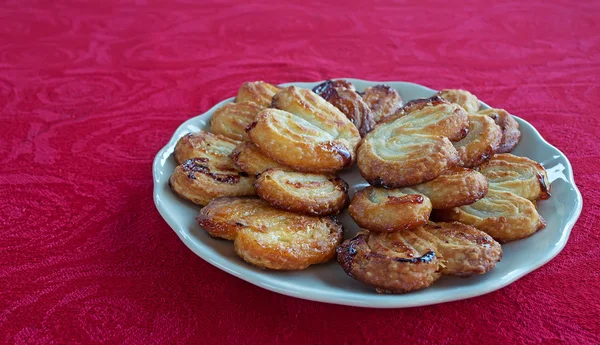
[152,78,583,308]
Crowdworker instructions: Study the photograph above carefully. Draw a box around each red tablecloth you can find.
[2,1,599,344]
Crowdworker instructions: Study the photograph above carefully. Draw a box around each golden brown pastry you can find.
[312,80,374,137]
[248,87,361,173]
[478,153,551,201]
[270,86,361,146]
[415,222,502,277]
[235,215,343,270]
[434,190,546,242]
[358,130,460,188]
[453,114,502,168]
[198,198,343,270]
[392,102,469,141]
[312,79,356,93]
[357,93,468,188]
[174,131,239,165]
[247,108,356,173]
[254,168,349,216]
[477,108,521,153]
[235,81,281,108]
[230,141,288,176]
[438,89,480,113]
[210,101,262,141]
[399,95,449,115]
[196,197,266,240]
[337,230,442,293]
[169,157,255,206]
[412,167,488,209]
[348,186,431,232]
[361,84,403,124]
[357,101,469,187]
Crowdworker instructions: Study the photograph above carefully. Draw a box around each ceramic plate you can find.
[152,79,583,308]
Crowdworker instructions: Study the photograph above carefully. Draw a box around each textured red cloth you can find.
[1,0,599,344]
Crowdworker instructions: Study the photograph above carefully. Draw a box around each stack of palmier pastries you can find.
[170,81,358,270]
[169,80,551,294]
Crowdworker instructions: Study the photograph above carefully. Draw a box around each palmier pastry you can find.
[174,131,239,165]
[235,81,281,108]
[348,186,432,232]
[270,87,361,147]
[169,157,255,206]
[248,87,361,173]
[477,108,521,153]
[198,197,343,269]
[453,114,502,168]
[210,102,262,141]
[399,95,449,115]
[230,141,288,175]
[358,130,459,188]
[361,84,403,124]
[438,89,480,113]
[255,168,348,216]
[312,79,356,93]
[412,167,488,209]
[312,80,374,136]
[434,190,546,242]
[392,102,469,141]
[415,222,502,277]
[198,197,343,270]
[357,102,468,187]
[478,153,551,201]
[196,197,266,240]
[235,215,343,270]
[337,230,442,293]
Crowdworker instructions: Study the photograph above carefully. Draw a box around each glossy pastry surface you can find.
[230,141,288,176]
[361,84,403,124]
[438,89,480,113]
[169,157,255,206]
[348,186,432,232]
[248,87,360,173]
[412,167,488,209]
[434,190,546,242]
[210,101,262,141]
[477,108,521,153]
[453,114,502,168]
[337,229,442,293]
[174,130,239,165]
[313,80,374,137]
[478,153,551,201]
[416,222,502,277]
[235,81,281,108]
[255,168,349,216]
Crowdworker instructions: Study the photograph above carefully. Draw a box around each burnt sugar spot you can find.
[394,250,436,263]
[182,158,243,184]
[312,80,334,96]
[536,172,551,200]
[387,194,424,204]
[285,180,323,188]
[331,177,349,193]
[402,95,448,113]
[182,158,209,172]
[459,126,469,139]
[229,150,241,162]
[245,121,258,132]
[319,141,353,167]
[313,80,354,96]
[370,177,384,187]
